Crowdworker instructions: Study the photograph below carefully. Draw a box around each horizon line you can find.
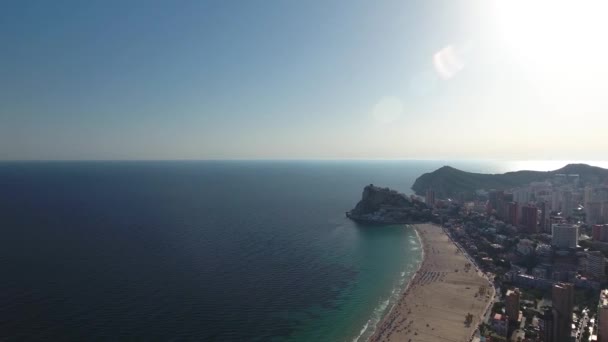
[1,158,607,163]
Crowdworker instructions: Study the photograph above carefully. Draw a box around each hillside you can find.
[411,163,608,199]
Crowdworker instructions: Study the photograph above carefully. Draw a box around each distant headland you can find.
[412,163,608,200]
[347,163,608,225]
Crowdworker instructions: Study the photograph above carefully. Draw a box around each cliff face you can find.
[347,185,431,224]
[411,163,608,199]
[351,185,410,214]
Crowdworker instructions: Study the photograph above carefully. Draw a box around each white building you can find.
[587,201,608,225]
[584,186,608,224]
[552,190,562,212]
[585,186,593,208]
[513,187,531,205]
[562,190,574,217]
[552,223,578,249]
[531,181,552,200]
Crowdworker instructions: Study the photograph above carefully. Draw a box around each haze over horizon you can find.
[3,0,608,161]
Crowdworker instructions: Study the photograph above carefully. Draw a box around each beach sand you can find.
[369,224,494,342]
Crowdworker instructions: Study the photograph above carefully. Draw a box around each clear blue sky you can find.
[2,0,608,160]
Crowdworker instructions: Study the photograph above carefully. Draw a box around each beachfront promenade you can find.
[370,224,496,342]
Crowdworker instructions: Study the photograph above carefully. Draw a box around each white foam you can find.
[352,296,393,341]
[354,226,424,342]
[353,268,417,342]
[353,321,369,342]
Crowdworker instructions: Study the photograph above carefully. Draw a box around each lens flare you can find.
[433,45,465,79]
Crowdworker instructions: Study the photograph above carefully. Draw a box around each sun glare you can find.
[493,0,608,77]
[490,0,608,117]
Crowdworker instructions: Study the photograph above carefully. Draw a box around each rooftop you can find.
[506,289,519,297]
[600,289,608,308]
[493,313,506,321]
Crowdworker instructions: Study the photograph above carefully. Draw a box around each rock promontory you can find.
[346,184,432,224]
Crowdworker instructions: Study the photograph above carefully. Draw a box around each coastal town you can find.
[350,166,608,342]
[422,172,608,342]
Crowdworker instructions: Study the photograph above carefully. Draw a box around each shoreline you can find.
[354,225,424,342]
[368,223,495,342]
[362,225,424,341]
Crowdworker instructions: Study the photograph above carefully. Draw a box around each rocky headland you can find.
[346,184,432,224]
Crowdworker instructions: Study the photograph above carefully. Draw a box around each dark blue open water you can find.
[0,160,544,341]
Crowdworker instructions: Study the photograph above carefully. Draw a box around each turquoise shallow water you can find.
[1,160,595,340]
[285,224,422,342]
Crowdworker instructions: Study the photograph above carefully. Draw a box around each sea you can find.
[1,160,604,341]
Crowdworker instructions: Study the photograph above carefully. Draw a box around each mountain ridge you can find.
[411,163,608,199]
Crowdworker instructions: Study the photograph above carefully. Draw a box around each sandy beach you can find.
[369,224,494,342]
